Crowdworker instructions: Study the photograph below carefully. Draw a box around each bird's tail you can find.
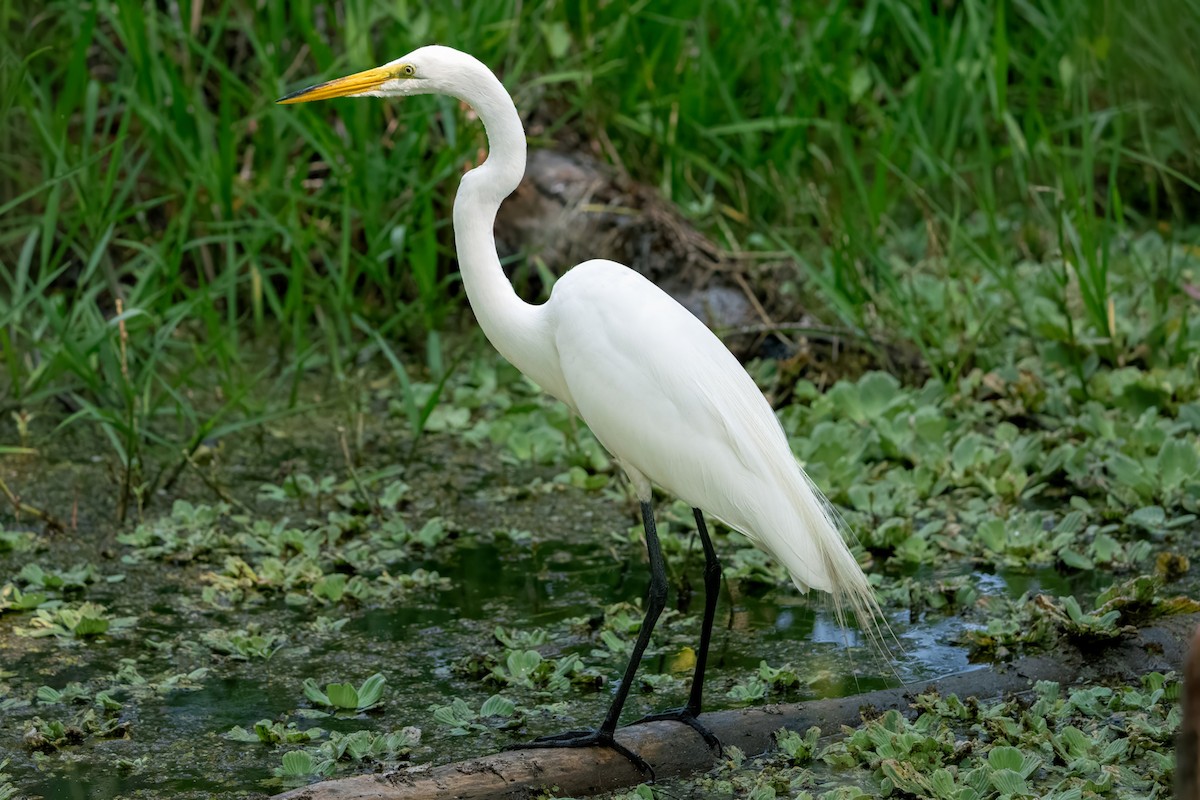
[761,465,888,652]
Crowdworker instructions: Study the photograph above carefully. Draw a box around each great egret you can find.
[280,45,882,775]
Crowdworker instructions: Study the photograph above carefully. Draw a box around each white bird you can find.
[280,45,882,774]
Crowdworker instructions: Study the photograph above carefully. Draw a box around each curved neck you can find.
[448,65,561,396]
[453,70,526,212]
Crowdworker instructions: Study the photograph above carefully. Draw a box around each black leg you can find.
[630,508,723,755]
[600,500,668,734]
[508,500,667,779]
[687,507,721,717]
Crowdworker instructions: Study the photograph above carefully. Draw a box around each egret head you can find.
[277,45,477,105]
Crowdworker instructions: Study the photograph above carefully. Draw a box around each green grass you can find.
[1,0,1199,509]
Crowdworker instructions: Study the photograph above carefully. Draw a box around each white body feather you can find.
[546,261,867,607]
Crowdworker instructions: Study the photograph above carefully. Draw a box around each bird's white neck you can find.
[448,64,566,400]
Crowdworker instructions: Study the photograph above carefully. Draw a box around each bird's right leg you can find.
[631,508,723,754]
[599,499,669,733]
[509,500,667,780]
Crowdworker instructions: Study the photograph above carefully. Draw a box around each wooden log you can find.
[274,612,1198,800]
[1179,622,1200,800]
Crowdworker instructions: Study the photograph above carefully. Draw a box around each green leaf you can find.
[312,574,346,603]
[856,372,900,420]
[355,674,386,709]
[929,768,967,799]
[1,585,47,611]
[36,686,62,704]
[987,745,1024,772]
[302,678,330,707]
[325,682,358,709]
[1065,597,1094,623]
[1054,726,1092,759]
[225,725,262,743]
[254,720,281,742]
[432,698,477,734]
[73,614,109,636]
[1157,439,1199,490]
[1089,532,1122,564]
[414,518,447,548]
[1099,737,1129,763]
[728,677,767,703]
[505,650,542,685]
[988,769,1029,796]
[480,695,515,718]
[1055,510,1086,535]
[1059,548,1093,570]
[1107,453,1149,492]
[279,750,314,776]
[776,726,820,763]
[94,691,122,711]
[1125,506,1166,530]
[952,434,983,473]
[539,21,572,59]
[1047,789,1084,800]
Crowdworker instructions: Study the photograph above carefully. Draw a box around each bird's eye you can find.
[402,64,415,77]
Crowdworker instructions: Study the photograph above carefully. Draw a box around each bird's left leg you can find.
[632,507,723,754]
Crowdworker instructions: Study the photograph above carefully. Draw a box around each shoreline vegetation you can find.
[2,1,1198,798]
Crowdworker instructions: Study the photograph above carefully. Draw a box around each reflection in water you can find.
[351,540,1067,687]
[363,538,1044,693]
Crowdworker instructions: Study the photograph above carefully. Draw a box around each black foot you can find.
[508,729,654,781]
[634,708,722,755]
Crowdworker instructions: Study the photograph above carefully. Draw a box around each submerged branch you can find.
[0,474,66,532]
[273,612,1198,800]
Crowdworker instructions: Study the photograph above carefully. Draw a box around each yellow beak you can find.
[277,65,397,104]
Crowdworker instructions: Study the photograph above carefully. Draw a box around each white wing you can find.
[547,260,876,630]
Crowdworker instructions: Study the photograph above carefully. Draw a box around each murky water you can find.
[2,501,1093,800]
